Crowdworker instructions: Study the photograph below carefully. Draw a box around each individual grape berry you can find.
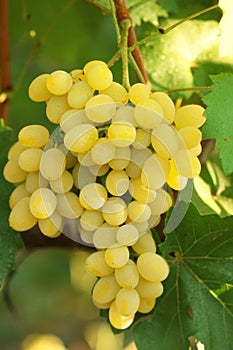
[46,70,73,95]
[64,123,98,153]
[28,73,52,102]
[18,125,49,148]
[29,188,57,219]
[137,252,169,282]
[67,81,93,109]
[9,197,37,231]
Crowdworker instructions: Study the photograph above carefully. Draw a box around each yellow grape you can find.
[129,177,156,203]
[70,69,86,83]
[89,163,110,176]
[18,148,43,172]
[125,147,151,179]
[46,70,72,95]
[109,301,134,330]
[64,123,98,153]
[134,128,151,149]
[85,94,116,123]
[91,138,116,165]
[80,209,104,231]
[127,200,151,223]
[149,189,172,215]
[167,159,188,191]
[28,73,52,102]
[9,197,37,231]
[115,288,140,316]
[85,62,113,90]
[108,146,131,170]
[128,83,150,104]
[174,104,206,129]
[150,91,175,124]
[38,211,63,238]
[112,105,136,125]
[40,148,66,180]
[9,183,30,209]
[25,171,48,193]
[3,157,28,183]
[99,81,128,104]
[134,99,163,129]
[105,169,129,196]
[107,122,136,147]
[116,223,139,246]
[50,170,74,193]
[177,126,202,149]
[78,151,95,167]
[67,81,93,109]
[151,124,178,159]
[56,192,83,219]
[79,183,107,210]
[46,94,70,124]
[173,149,201,178]
[85,250,114,277]
[141,154,169,190]
[7,141,27,160]
[138,297,156,313]
[29,188,57,219]
[102,197,127,226]
[60,109,89,132]
[132,231,156,254]
[137,252,169,282]
[18,124,49,148]
[114,259,139,289]
[92,223,118,249]
[105,246,129,268]
[92,274,120,304]
[136,277,164,298]
[83,60,107,74]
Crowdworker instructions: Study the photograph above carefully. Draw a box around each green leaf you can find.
[0,126,24,287]
[202,73,233,175]
[130,1,168,27]
[140,19,220,96]
[133,205,233,350]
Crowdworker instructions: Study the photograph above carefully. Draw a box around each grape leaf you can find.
[130,1,167,27]
[0,125,24,287]
[202,73,233,175]
[140,19,220,96]
[133,204,233,350]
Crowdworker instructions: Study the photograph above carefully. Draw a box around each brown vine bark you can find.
[0,0,11,123]
[113,0,150,88]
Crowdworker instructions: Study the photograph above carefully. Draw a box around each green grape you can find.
[29,188,57,219]
[85,94,116,123]
[18,125,49,148]
[127,201,151,223]
[108,122,136,147]
[3,156,28,183]
[138,297,156,313]
[80,209,104,231]
[177,126,202,149]
[46,70,72,95]
[102,197,127,226]
[18,148,43,172]
[7,141,27,160]
[115,288,140,316]
[84,61,113,90]
[141,154,169,190]
[99,82,128,104]
[132,231,156,254]
[174,104,206,129]
[151,124,179,159]
[26,171,48,193]
[79,183,108,210]
[136,277,164,298]
[50,170,74,193]
[9,197,37,231]
[85,250,114,277]
[129,177,156,203]
[134,99,163,129]
[28,73,52,102]
[60,109,89,132]
[105,246,129,268]
[9,183,30,209]
[64,123,98,153]
[173,149,201,178]
[71,163,80,189]
[91,138,116,165]
[112,105,136,125]
[56,192,83,219]
[114,259,139,289]
[92,274,120,304]
[108,146,131,170]
[106,169,129,196]
[92,223,118,249]
[38,211,63,238]
[133,128,151,149]
[128,83,150,104]
[150,91,175,124]
[116,223,139,246]
[40,148,66,180]
[137,252,169,282]
[67,81,93,109]
[46,94,70,124]
[167,159,188,190]
[109,301,135,330]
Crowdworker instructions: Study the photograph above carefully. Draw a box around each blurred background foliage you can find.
[1,0,233,349]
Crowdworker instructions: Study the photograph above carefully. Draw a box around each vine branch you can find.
[0,0,11,123]
[113,0,150,88]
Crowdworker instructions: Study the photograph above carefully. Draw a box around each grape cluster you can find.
[3,60,206,329]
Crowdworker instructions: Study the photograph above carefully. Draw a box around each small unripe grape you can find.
[167,159,188,191]
[108,146,131,170]
[177,126,202,149]
[26,171,48,193]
